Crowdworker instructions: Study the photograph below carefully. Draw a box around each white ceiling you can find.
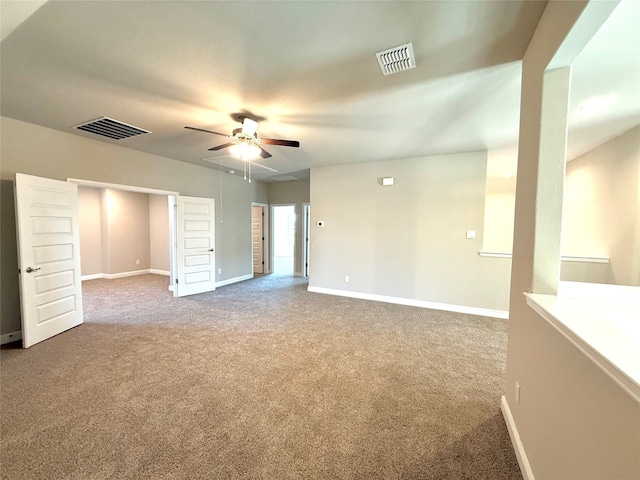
[1,1,638,181]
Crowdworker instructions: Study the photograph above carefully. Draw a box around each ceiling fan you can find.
[185,116,299,161]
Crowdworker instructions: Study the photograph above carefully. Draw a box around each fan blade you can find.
[258,146,272,159]
[208,141,237,151]
[185,126,231,137]
[259,138,300,147]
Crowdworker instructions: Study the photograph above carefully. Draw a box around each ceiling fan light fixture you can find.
[241,117,259,136]
[229,141,261,161]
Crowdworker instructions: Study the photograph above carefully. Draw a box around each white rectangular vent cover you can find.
[376,42,416,76]
[74,117,150,140]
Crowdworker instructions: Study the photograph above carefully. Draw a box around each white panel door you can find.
[14,173,83,348]
[175,196,215,297]
[252,205,264,274]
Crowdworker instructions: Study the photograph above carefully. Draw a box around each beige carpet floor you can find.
[1,274,521,479]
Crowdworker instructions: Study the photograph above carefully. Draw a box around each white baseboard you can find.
[150,269,170,276]
[104,269,151,279]
[81,273,104,281]
[1,331,22,345]
[306,286,509,319]
[82,269,170,281]
[501,396,534,480]
[216,273,253,288]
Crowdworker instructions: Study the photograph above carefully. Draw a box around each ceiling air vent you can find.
[375,42,416,76]
[74,117,150,140]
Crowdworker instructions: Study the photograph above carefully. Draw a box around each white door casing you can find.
[14,173,83,348]
[252,205,264,274]
[175,196,215,297]
[303,204,310,277]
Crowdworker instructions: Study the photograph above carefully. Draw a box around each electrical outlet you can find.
[218,268,222,274]
[515,381,521,405]
[136,259,141,265]
[344,275,350,283]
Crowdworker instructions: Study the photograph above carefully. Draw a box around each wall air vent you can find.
[375,42,416,76]
[74,117,150,140]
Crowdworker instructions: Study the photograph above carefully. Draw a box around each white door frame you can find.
[251,202,270,274]
[303,203,310,277]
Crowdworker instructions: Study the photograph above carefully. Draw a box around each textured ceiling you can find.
[1,1,637,181]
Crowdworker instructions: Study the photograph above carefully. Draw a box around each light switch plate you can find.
[466,230,476,239]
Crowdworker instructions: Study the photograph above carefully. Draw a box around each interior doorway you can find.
[272,205,295,276]
[251,203,268,275]
[70,178,177,289]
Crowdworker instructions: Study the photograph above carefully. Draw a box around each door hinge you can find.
[175,278,178,284]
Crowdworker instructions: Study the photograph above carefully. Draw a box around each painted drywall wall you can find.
[78,186,102,276]
[562,125,640,286]
[99,188,110,275]
[483,149,518,253]
[268,179,310,276]
[309,151,512,312]
[149,194,170,272]
[0,180,21,334]
[103,189,150,274]
[505,1,640,479]
[482,127,640,285]
[0,116,268,336]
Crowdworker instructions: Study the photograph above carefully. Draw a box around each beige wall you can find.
[309,151,512,312]
[78,186,102,275]
[149,194,170,272]
[483,149,518,253]
[102,189,150,274]
[0,180,20,334]
[483,126,640,286]
[0,116,268,335]
[505,1,640,479]
[268,179,310,276]
[562,125,640,286]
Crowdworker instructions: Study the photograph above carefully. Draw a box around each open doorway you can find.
[251,203,268,275]
[71,179,178,290]
[272,205,295,276]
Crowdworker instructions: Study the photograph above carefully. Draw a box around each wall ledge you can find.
[307,286,508,319]
[479,251,610,263]
[525,291,640,403]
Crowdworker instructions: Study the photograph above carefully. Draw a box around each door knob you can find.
[25,267,41,273]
